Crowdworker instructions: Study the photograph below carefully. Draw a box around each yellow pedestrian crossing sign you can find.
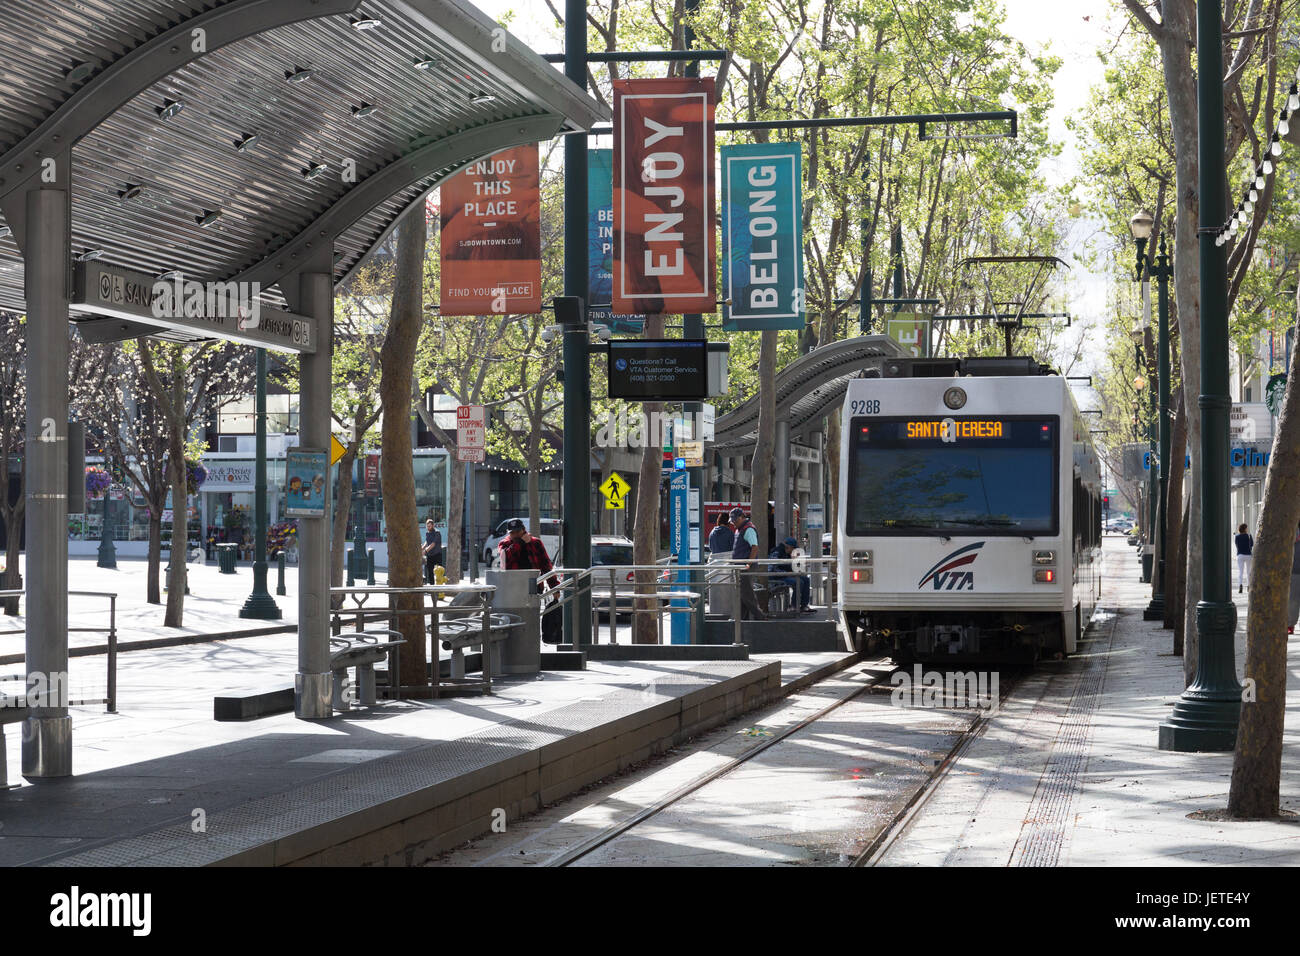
[600,472,631,510]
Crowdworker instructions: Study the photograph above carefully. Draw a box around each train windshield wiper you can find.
[953,517,1019,527]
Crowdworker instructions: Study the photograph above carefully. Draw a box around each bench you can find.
[0,694,31,788]
[330,630,405,711]
[436,613,523,680]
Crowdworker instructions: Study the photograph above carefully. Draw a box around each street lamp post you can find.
[240,347,281,620]
[96,469,116,570]
[1159,0,1241,751]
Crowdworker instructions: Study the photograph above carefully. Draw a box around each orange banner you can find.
[613,78,716,315]
[439,144,541,315]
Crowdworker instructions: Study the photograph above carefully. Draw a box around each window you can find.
[847,417,1059,536]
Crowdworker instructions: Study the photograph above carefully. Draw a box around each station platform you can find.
[0,612,855,866]
[880,536,1300,867]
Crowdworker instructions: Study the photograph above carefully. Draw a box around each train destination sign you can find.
[72,263,317,353]
[607,339,708,400]
[905,419,1007,440]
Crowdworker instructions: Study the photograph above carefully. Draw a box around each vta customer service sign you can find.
[439,144,541,315]
[612,78,716,316]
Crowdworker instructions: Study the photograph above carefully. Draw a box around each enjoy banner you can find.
[612,78,716,315]
[721,142,804,330]
[439,144,541,315]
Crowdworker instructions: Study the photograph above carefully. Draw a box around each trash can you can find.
[216,543,238,574]
[486,569,540,676]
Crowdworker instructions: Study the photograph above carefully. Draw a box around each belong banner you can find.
[439,144,541,315]
[721,142,804,330]
[587,150,644,333]
[613,78,716,315]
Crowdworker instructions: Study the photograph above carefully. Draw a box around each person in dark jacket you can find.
[768,537,812,612]
[423,518,444,584]
[707,512,735,556]
[1232,522,1253,590]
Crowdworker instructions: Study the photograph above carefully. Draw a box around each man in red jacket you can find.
[498,519,562,643]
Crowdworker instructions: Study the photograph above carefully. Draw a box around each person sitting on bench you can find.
[768,537,812,613]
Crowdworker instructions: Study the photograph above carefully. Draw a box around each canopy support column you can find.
[22,183,73,777]
[294,269,334,719]
[774,417,791,545]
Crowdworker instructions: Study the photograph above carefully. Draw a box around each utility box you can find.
[487,569,540,675]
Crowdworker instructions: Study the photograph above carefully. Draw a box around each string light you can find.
[1216,75,1297,237]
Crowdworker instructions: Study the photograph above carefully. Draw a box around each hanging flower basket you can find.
[185,460,207,496]
[84,466,111,500]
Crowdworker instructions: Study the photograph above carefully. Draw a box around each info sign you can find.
[612,77,717,315]
[285,450,329,518]
[607,339,708,401]
[721,142,804,330]
[439,144,542,315]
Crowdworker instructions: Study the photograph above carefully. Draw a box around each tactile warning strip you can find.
[36,662,764,867]
[1011,609,1119,867]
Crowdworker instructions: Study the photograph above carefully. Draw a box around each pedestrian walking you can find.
[707,512,734,556]
[729,507,767,621]
[1235,523,1253,594]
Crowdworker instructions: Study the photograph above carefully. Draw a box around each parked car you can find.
[482,517,562,568]
[590,535,637,617]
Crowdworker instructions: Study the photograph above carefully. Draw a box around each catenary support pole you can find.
[774,418,791,545]
[241,347,281,620]
[1146,239,1171,619]
[683,0,705,640]
[561,0,592,647]
[296,271,334,719]
[1159,0,1241,751]
[23,183,73,778]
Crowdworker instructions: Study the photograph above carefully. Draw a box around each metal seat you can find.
[0,694,31,789]
[329,630,404,711]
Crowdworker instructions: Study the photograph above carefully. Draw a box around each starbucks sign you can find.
[1266,373,1287,416]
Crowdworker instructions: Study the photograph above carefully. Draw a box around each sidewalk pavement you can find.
[881,536,1300,866]
[0,555,298,660]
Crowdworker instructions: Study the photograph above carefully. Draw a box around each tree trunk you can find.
[632,316,666,644]
[163,448,187,627]
[527,459,541,534]
[331,449,356,604]
[146,508,162,605]
[1162,385,1187,632]
[2,516,21,616]
[378,207,427,690]
[446,456,465,583]
[1228,314,1300,817]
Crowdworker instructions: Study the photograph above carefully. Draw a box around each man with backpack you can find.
[498,519,563,643]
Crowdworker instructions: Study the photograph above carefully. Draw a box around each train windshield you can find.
[847,416,1058,536]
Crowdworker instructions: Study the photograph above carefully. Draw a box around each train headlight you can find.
[943,386,967,410]
[1033,550,1056,565]
[1033,568,1056,583]
[851,550,872,565]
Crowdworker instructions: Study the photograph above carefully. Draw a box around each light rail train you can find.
[837,356,1102,663]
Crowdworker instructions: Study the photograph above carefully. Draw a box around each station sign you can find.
[676,440,704,468]
[607,339,708,400]
[72,263,317,353]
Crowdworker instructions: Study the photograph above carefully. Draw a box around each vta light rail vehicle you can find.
[837,356,1103,664]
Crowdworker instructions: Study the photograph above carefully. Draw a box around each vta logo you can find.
[917,541,984,590]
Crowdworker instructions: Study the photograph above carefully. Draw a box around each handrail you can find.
[0,589,117,713]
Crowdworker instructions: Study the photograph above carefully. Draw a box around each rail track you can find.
[540,658,1019,867]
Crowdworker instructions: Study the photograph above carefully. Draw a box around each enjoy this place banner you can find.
[439,144,541,316]
[612,77,716,316]
[721,142,805,331]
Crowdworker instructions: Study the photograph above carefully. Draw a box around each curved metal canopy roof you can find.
[711,335,907,450]
[0,0,606,317]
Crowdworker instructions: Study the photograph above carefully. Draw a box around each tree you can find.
[137,340,253,626]
[378,205,429,690]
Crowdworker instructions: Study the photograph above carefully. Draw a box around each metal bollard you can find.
[367,549,376,585]
[346,548,355,587]
[276,552,287,596]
